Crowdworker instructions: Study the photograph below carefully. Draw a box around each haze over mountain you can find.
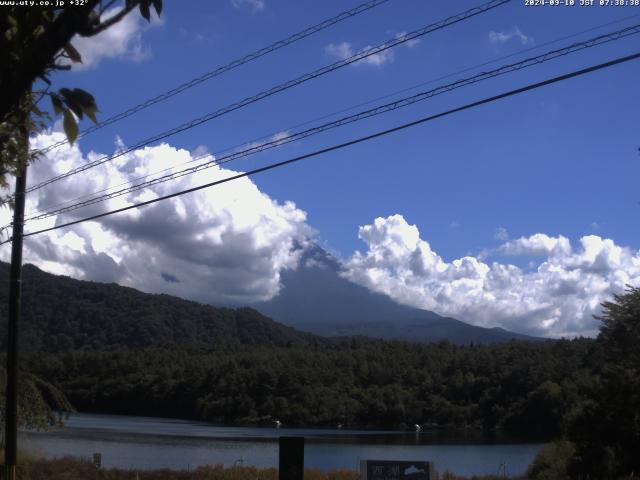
[253,245,540,344]
[0,245,538,351]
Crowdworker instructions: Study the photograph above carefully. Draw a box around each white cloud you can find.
[395,31,420,48]
[64,7,162,70]
[231,0,265,12]
[361,46,394,67]
[488,27,533,46]
[242,131,291,152]
[0,132,312,305]
[5,136,638,339]
[324,41,395,67]
[499,233,571,258]
[494,226,509,241]
[344,215,640,338]
[325,42,354,60]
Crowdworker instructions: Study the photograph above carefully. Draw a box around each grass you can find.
[8,452,639,480]
[0,457,530,480]
[0,457,361,480]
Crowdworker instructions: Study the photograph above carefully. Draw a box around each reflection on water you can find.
[22,413,544,476]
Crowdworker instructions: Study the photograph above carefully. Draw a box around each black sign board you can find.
[360,460,435,480]
[279,436,304,480]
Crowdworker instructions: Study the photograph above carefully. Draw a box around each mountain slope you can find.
[0,262,323,352]
[254,245,540,344]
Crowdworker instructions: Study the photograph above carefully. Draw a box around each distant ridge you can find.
[0,261,323,352]
[254,245,541,344]
[0,248,540,352]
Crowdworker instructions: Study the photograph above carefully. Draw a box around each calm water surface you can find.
[22,413,544,477]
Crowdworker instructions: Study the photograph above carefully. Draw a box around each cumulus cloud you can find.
[324,41,395,67]
[488,27,533,46]
[494,226,509,241]
[0,132,312,305]
[231,0,265,12]
[344,215,640,338]
[499,233,572,258]
[5,134,638,339]
[64,7,162,70]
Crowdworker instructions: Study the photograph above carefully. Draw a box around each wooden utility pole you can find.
[4,158,27,480]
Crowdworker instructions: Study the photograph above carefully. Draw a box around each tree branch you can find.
[34,86,51,106]
[98,0,119,15]
[84,3,137,36]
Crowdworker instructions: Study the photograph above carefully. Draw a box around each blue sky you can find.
[3,0,639,337]
[54,0,640,257]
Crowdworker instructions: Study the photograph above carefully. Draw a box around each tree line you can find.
[24,338,596,434]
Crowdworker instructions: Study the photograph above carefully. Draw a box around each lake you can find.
[21,413,544,477]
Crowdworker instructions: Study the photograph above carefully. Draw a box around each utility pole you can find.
[4,147,28,480]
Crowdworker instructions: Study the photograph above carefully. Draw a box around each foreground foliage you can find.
[7,451,640,480]
[0,1,162,200]
[525,441,575,480]
[564,287,640,478]
[0,367,72,433]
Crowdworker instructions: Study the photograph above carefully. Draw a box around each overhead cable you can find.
[28,12,640,219]
[3,50,637,244]
[21,23,640,223]
[26,0,511,194]
[38,0,393,154]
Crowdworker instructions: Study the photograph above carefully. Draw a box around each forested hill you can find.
[0,262,324,352]
[25,339,598,433]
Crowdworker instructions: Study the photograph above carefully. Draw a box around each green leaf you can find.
[139,1,151,21]
[5,26,17,41]
[69,88,96,109]
[61,88,98,123]
[70,89,99,123]
[32,25,45,38]
[63,43,83,64]
[59,88,83,120]
[63,110,79,145]
[84,105,99,124]
[50,94,64,115]
[152,0,162,15]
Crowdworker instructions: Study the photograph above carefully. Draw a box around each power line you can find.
[5,50,638,245]
[25,0,511,194]
[37,0,392,155]
[20,22,640,224]
[26,13,639,220]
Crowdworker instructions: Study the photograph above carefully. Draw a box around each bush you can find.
[526,441,575,480]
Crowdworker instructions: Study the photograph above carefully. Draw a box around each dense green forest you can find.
[24,338,596,434]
